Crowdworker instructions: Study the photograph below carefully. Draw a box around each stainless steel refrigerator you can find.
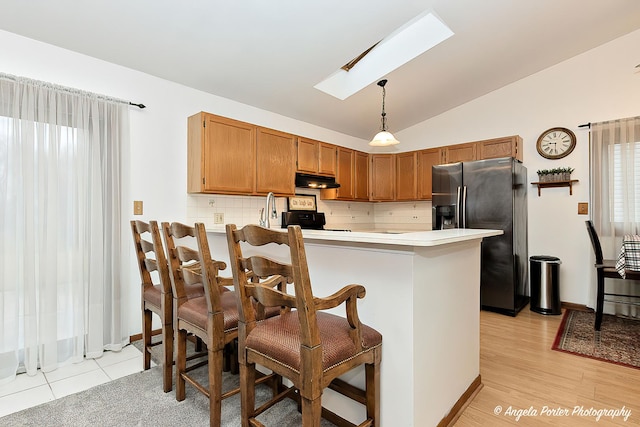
[432,157,528,316]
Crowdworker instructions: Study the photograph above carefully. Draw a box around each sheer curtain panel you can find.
[0,73,129,384]
[590,116,640,316]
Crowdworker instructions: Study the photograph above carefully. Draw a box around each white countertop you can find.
[207,226,503,247]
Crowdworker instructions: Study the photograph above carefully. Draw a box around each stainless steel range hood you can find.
[295,173,340,189]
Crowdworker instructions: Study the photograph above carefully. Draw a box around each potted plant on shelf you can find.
[537,167,574,182]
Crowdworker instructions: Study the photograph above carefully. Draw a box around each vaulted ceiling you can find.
[1,0,639,139]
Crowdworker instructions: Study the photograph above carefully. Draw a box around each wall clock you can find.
[536,127,576,159]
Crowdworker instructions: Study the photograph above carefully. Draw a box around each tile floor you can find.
[0,344,147,418]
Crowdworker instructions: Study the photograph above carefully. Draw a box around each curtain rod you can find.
[578,123,591,129]
[1,72,145,109]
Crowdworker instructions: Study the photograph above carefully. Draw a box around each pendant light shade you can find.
[369,131,400,146]
[369,79,399,146]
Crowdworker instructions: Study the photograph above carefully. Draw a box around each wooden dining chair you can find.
[585,220,640,330]
[226,223,382,427]
[130,220,204,392]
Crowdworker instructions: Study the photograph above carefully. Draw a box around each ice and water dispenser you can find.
[432,205,457,230]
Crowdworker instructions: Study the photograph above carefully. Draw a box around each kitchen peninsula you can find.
[205,227,502,426]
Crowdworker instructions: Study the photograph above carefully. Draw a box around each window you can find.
[611,140,640,222]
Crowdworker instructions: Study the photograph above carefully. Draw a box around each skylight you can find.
[314,11,454,100]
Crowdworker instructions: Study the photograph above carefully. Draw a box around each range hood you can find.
[295,173,340,189]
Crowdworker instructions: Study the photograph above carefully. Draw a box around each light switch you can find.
[578,202,588,215]
[133,200,143,215]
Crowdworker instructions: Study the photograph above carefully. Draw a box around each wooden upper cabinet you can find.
[188,112,255,194]
[296,137,319,173]
[318,142,337,175]
[395,151,417,201]
[335,147,355,199]
[255,127,296,196]
[477,135,523,162]
[444,142,476,163]
[416,148,443,200]
[297,137,337,176]
[354,151,369,201]
[370,154,395,201]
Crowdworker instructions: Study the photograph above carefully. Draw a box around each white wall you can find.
[2,27,639,335]
[397,29,640,307]
[0,29,369,336]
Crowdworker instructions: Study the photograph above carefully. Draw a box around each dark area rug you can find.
[552,309,640,369]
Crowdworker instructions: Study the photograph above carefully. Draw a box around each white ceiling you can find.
[2,0,640,140]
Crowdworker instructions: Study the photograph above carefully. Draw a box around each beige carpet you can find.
[552,309,640,369]
[0,338,336,426]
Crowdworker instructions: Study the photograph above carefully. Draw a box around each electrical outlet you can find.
[133,200,143,215]
[214,213,224,224]
[578,202,588,215]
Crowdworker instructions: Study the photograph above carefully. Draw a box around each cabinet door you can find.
[417,148,443,200]
[477,135,522,162]
[395,152,417,201]
[318,142,337,176]
[256,127,296,195]
[335,147,354,199]
[188,112,256,194]
[370,154,395,201]
[445,142,476,163]
[297,137,319,173]
[354,151,369,201]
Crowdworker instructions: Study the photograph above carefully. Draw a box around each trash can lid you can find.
[530,255,561,263]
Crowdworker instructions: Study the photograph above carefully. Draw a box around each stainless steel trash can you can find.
[530,255,561,315]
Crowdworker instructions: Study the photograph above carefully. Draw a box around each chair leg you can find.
[143,309,152,371]
[176,328,187,401]
[162,322,174,393]
[300,394,322,427]
[240,362,257,427]
[209,346,224,427]
[595,271,605,331]
[365,358,381,424]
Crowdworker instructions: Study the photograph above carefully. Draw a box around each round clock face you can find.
[536,127,576,159]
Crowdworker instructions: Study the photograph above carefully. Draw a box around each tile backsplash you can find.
[187,190,432,231]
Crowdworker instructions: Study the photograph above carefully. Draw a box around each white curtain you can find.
[0,73,129,384]
[589,116,640,316]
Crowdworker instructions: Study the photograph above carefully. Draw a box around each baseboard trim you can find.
[561,301,592,312]
[437,374,483,427]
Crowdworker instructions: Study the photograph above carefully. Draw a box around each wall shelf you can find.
[531,180,579,196]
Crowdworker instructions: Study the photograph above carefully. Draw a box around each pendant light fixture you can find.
[369,79,399,146]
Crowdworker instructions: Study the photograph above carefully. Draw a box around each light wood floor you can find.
[454,307,640,426]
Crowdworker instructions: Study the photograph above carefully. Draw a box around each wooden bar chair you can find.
[163,221,279,426]
[226,223,382,427]
[130,220,204,392]
[585,220,640,330]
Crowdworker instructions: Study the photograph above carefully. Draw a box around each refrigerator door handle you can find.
[456,186,461,228]
[462,185,467,228]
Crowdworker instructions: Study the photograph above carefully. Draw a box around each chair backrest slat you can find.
[163,221,226,312]
[131,220,172,294]
[227,223,319,347]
